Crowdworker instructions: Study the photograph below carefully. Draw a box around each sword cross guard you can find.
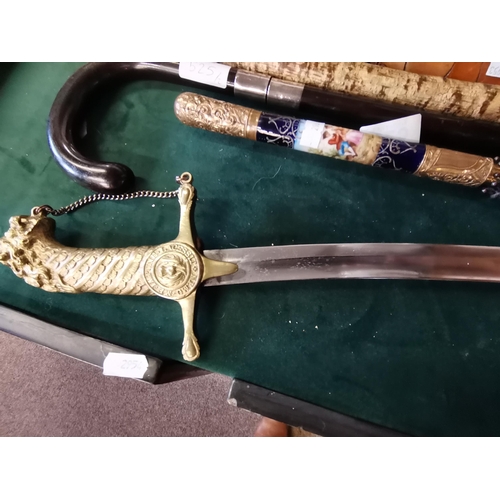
[145,172,238,361]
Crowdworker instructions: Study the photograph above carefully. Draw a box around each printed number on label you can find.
[103,353,149,379]
[179,62,230,89]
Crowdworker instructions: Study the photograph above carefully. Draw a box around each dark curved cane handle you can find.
[47,62,234,194]
[48,63,184,194]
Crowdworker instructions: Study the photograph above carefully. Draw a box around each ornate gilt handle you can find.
[0,173,237,362]
[174,92,500,196]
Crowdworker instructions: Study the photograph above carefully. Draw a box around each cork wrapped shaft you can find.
[225,62,500,123]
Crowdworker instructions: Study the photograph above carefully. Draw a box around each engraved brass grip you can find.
[415,146,498,187]
[174,92,261,141]
[0,173,238,362]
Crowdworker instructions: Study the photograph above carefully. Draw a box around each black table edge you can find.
[228,379,408,437]
[0,303,162,383]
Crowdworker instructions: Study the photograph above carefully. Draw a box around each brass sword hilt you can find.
[0,173,238,362]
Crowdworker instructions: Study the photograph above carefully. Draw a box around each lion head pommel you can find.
[0,214,58,290]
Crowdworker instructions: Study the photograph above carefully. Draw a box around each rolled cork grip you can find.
[224,62,500,124]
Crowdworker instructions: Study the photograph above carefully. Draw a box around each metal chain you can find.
[32,173,192,217]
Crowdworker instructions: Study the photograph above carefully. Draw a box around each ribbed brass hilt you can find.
[0,173,238,362]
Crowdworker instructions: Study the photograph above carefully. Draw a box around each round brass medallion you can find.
[143,242,201,299]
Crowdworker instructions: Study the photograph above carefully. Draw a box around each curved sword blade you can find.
[203,243,500,287]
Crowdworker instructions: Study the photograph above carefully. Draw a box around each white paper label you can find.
[179,62,230,89]
[299,120,325,149]
[103,353,149,379]
[486,62,500,79]
[360,114,422,143]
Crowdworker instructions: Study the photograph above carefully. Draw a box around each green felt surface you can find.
[1,63,500,436]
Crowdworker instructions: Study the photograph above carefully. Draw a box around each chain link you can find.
[32,173,192,217]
